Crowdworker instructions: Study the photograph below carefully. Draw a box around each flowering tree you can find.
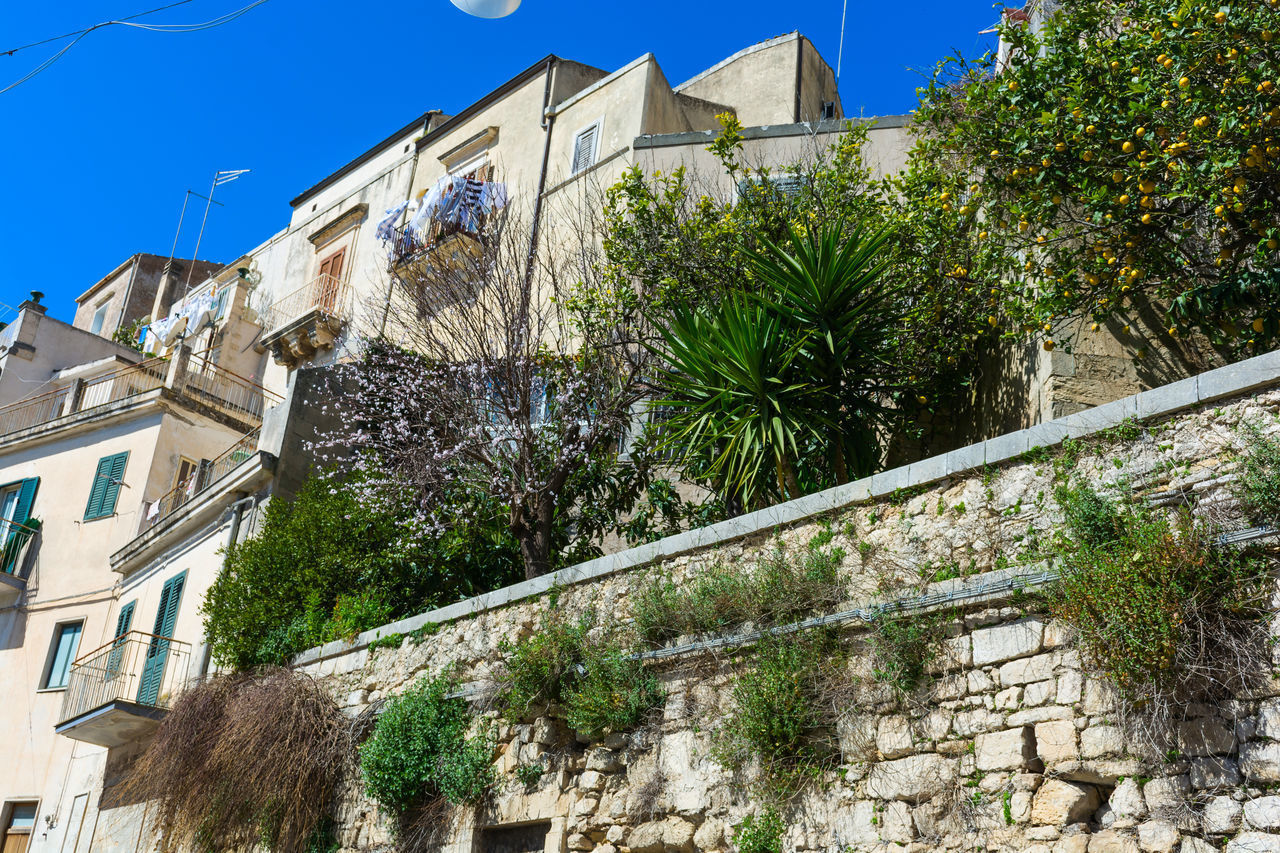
[318,196,652,579]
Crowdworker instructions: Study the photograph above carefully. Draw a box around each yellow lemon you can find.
[1253,318,1266,333]
[1043,340,1056,351]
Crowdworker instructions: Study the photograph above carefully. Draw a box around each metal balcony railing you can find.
[58,630,193,725]
[0,350,281,440]
[388,218,484,268]
[0,357,168,438]
[1,517,40,576]
[142,428,260,531]
[259,273,349,335]
[182,353,282,424]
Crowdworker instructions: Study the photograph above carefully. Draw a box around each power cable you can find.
[0,0,271,96]
[1,0,198,56]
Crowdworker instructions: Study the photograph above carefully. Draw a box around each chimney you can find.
[151,259,186,323]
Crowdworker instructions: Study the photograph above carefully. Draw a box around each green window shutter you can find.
[2,477,39,574]
[138,572,185,706]
[13,477,38,523]
[114,601,136,637]
[85,452,128,520]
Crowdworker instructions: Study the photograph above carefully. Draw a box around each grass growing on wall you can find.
[632,540,846,646]
[1049,484,1272,745]
[1235,425,1280,527]
[499,616,664,740]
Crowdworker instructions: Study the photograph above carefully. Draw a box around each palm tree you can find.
[647,221,900,509]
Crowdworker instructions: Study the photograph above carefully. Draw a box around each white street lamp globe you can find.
[450,0,521,17]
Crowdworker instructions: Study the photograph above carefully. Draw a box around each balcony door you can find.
[137,572,185,707]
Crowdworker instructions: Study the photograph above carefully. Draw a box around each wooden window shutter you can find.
[152,572,185,638]
[13,477,38,523]
[85,452,128,520]
[572,125,598,174]
[320,248,345,283]
[114,601,136,638]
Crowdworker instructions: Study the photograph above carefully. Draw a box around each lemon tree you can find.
[910,0,1280,352]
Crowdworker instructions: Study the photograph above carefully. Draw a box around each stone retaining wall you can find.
[297,355,1280,853]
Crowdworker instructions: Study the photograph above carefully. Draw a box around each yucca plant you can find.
[750,221,900,483]
[647,221,901,508]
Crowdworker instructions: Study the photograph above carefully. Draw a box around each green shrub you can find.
[202,470,522,669]
[868,611,945,692]
[1055,484,1124,548]
[633,545,845,645]
[500,617,663,740]
[715,636,843,781]
[360,675,493,814]
[1050,499,1269,703]
[734,808,785,853]
[1236,427,1280,526]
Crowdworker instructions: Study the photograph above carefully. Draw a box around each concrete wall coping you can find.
[291,349,1280,667]
[633,115,911,151]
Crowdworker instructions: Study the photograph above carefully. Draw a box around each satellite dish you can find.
[450,0,521,18]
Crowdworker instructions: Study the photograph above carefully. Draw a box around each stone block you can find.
[693,819,723,851]
[1009,706,1074,726]
[578,770,604,792]
[878,715,915,760]
[1227,832,1280,853]
[1081,726,1125,759]
[996,687,1023,710]
[1259,699,1280,739]
[1178,718,1236,757]
[1031,780,1100,826]
[1183,838,1218,853]
[953,709,1006,737]
[865,753,957,801]
[568,833,593,851]
[1054,759,1144,786]
[1058,671,1084,705]
[880,801,915,843]
[1036,720,1079,765]
[1246,798,1280,832]
[1136,821,1179,853]
[1142,776,1190,816]
[973,619,1045,666]
[1025,680,1057,707]
[968,669,995,693]
[976,727,1038,771]
[1001,653,1059,686]
[1191,757,1242,790]
[985,430,1031,466]
[1204,796,1243,834]
[1242,742,1280,783]
[1087,830,1141,853]
[1054,835,1090,853]
[1109,778,1147,824]
[1081,679,1119,715]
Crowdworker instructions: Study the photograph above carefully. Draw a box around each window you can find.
[174,458,198,490]
[43,622,83,689]
[0,478,39,575]
[84,452,129,521]
[317,248,346,285]
[571,122,600,174]
[212,286,232,322]
[821,101,837,120]
[89,300,112,336]
[2,802,37,853]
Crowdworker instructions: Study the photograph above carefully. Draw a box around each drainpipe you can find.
[525,57,559,276]
[380,110,440,338]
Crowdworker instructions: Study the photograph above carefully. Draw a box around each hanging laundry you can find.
[375,200,410,241]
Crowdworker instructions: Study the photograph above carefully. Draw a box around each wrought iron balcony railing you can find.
[258,273,350,335]
[57,630,192,727]
[142,428,260,532]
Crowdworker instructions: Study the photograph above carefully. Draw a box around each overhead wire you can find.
[0,0,271,96]
[1,0,198,56]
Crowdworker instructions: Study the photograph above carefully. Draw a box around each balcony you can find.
[0,349,279,442]
[389,220,484,270]
[258,273,350,368]
[141,428,260,532]
[0,518,40,607]
[55,630,192,748]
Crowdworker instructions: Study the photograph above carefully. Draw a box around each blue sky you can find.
[0,0,998,323]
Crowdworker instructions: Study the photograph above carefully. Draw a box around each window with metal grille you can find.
[571,122,600,175]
